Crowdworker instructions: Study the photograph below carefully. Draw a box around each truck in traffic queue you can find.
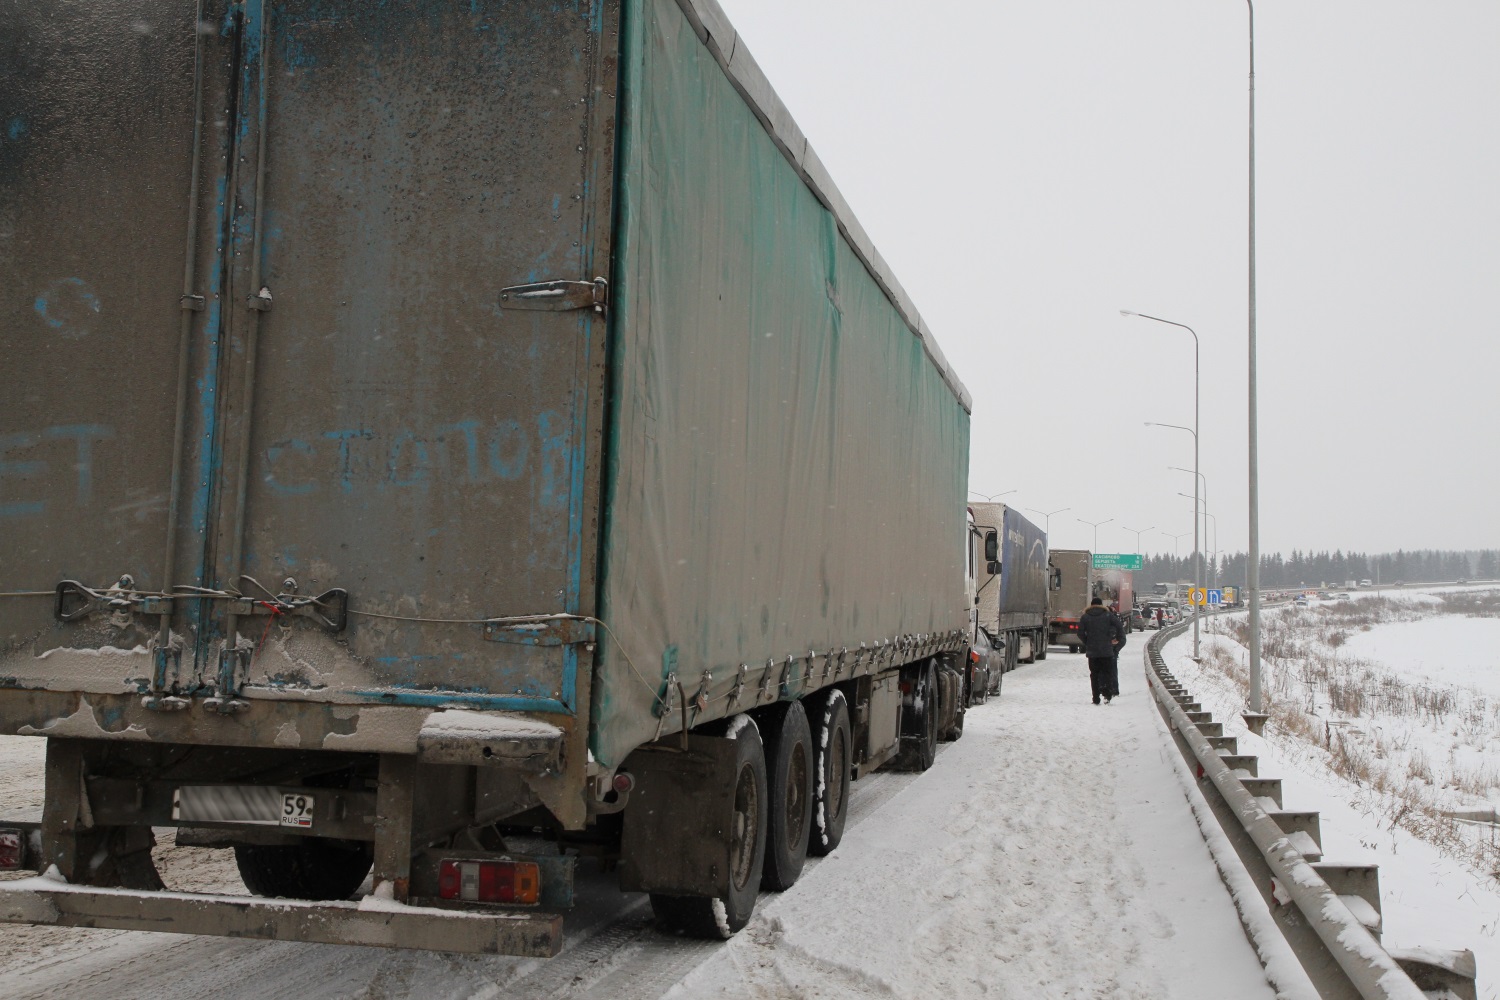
[0,0,976,955]
[969,504,1050,681]
[1046,550,1094,651]
[1091,568,1135,630]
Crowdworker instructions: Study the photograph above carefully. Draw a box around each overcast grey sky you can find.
[716,0,1500,558]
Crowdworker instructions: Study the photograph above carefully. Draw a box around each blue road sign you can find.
[1207,589,1223,606]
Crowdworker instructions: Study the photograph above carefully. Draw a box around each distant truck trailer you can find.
[1091,568,1135,631]
[1047,550,1093,651]
[970,504,1050,673]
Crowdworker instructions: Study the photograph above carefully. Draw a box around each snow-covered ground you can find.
[1165,588,1500,1000]
[0,647,1280,999]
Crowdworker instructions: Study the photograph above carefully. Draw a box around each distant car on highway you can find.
[1128,608,1147,631]
[1335,593,1351,601]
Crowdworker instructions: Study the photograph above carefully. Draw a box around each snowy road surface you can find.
[0,646,1275,999]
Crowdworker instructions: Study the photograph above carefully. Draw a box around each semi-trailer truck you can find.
[1091,568,1135,630]
[0,0,974,955]
[969,503,1049,676]
[1047,550,1093,651]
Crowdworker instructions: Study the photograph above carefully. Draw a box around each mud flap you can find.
[617,735,740,897]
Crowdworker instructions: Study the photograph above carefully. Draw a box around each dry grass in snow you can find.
[1197,591,1500,875]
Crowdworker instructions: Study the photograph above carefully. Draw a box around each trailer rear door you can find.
[1,0,617,719]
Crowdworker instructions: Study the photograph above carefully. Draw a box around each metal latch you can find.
[55,578,173,622]
[498,277,608,314]
[482,617,595,647]
[225,588,349,632]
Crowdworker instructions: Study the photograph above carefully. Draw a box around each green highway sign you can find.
[1092,553,1143,571]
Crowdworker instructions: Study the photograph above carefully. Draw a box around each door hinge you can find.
[498,277,608,314]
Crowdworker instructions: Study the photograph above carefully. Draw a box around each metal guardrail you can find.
[1144,619,1476,1000]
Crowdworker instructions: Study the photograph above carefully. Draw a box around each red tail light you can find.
[968,650,980,663]
[0,830,21,870]
[438,859,540,905]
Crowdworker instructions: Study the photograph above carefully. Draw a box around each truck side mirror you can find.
[987,561,1000,575]
[984,530,998,562]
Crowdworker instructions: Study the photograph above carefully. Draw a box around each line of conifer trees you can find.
[1131,549,1498,594]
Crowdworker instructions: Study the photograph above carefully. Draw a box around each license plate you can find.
[172,786,318,829]
[280,793,315,828]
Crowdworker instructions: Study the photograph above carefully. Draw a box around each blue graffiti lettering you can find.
[487,419,529,480]
[44,424,114,506]
[436,419,482,482]
[264,439,316,495]
[322,428,373,493]
[387,431,431,487]
[0,431,46,518]
[0,424,114,517]
[33,277,101,339]
[537,410,569,510]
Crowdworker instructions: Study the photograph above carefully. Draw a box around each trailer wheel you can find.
[808,690,851,857]
[650,715,767,938]
[759,700,813,890]
[1035,631,1048,660]
[234,838,373,901]
[891,660,938,772]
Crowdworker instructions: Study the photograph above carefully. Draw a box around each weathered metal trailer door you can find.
[0,0,232,691]
[1,1,617,723]
[207,0,616,715]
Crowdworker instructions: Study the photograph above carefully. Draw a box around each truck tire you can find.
[808,690,851,857]
[890,660,938,772]
[234,838,373,901]
[650,715,767,938]
[759,700,813,891]
[1035,630,1048,660]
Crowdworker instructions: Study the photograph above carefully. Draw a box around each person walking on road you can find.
[1078,597,1126,705]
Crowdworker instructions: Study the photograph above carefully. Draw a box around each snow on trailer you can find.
[0,0,978,954]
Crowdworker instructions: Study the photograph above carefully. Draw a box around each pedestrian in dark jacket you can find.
[1077,597,1126,704]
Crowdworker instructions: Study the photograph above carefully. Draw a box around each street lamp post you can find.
[1203,511,1218,588]
[1171,464,1209,596]
[1076,516,1113,555]
[970,490,1017,502]
[1121,525,1155,555]
[1146,421,1202,657]
[1163,530,1190,563]
[1127,309,1201,656]
[1026,506,1070,534]
[1177,494,1213,588]
[1245,0,1265,726]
